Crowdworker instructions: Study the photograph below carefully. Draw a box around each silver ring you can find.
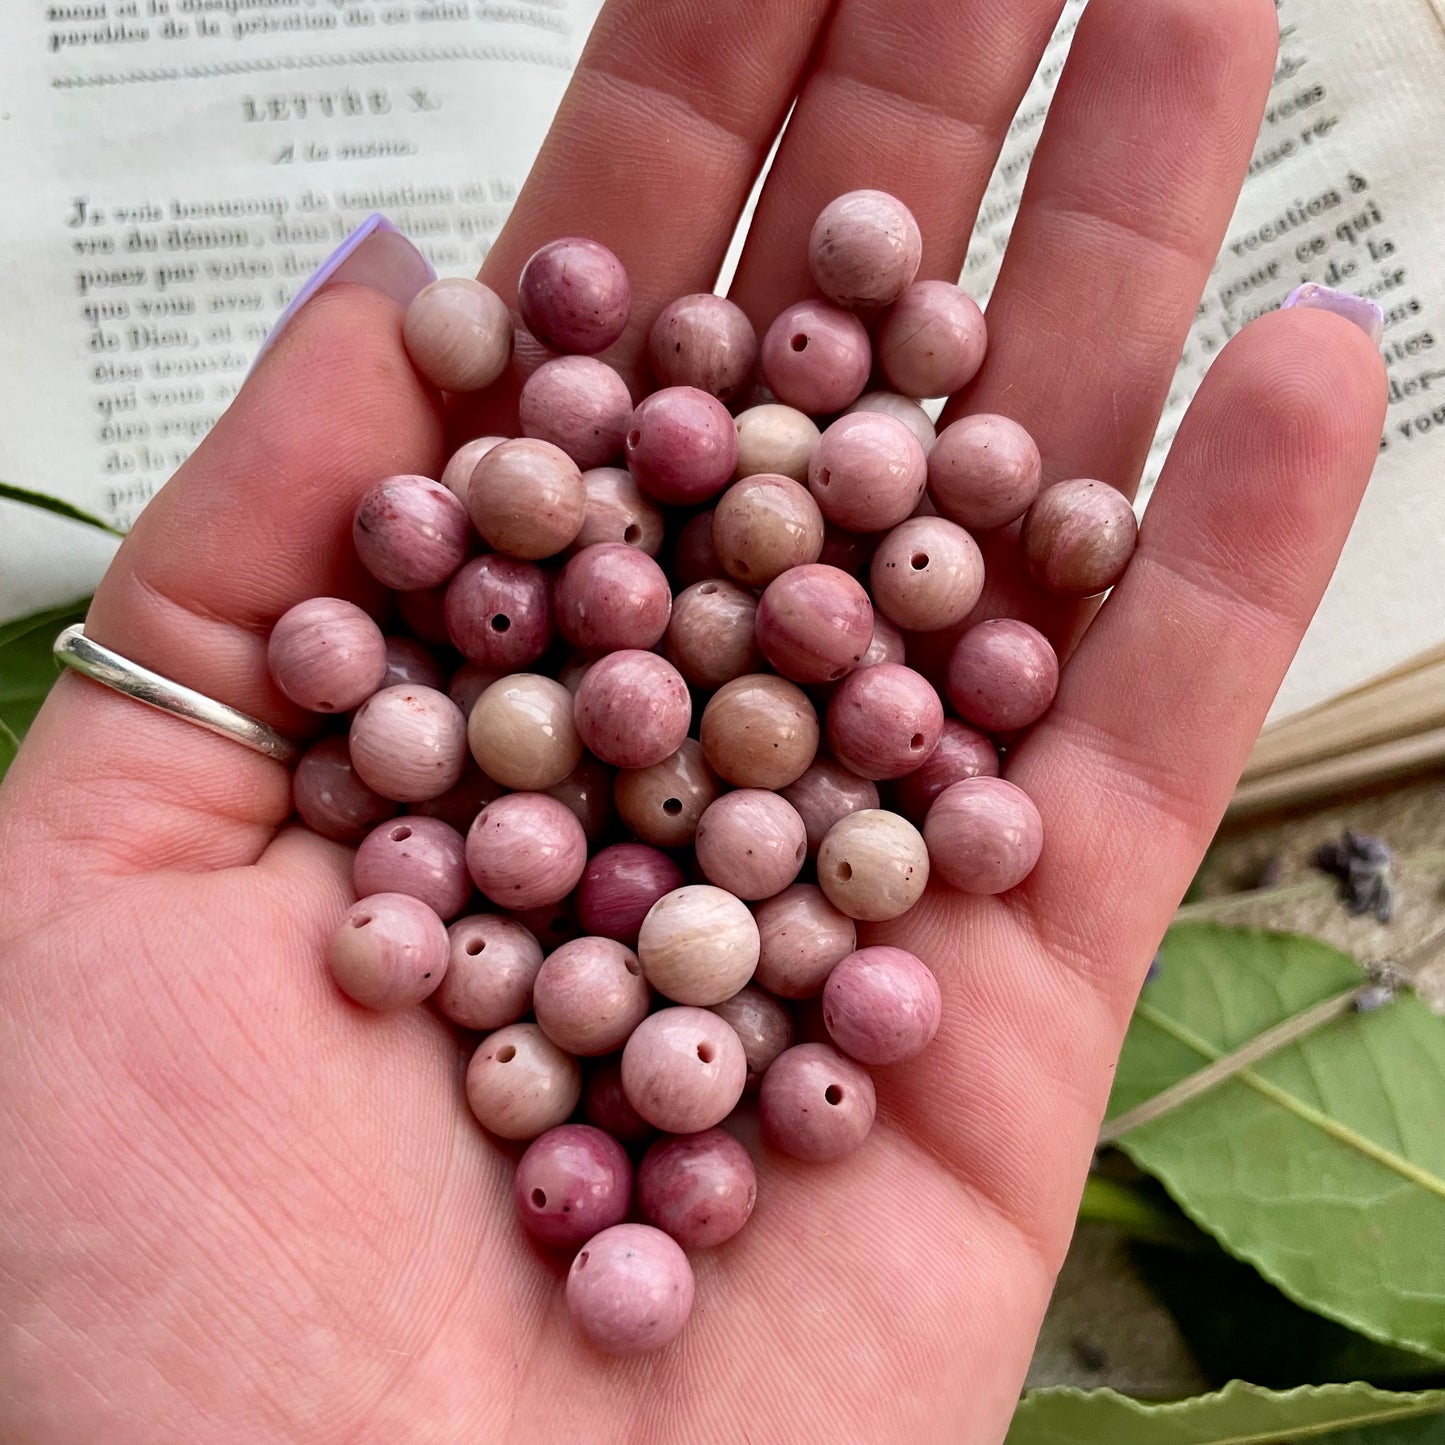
[53,623,300,764]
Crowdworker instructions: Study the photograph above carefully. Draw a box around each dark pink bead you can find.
[444,554,553,669]
[382,636,445,692]
[575,843,685,945]
[435,914,543,1030]
[755,563,874,684]
[554,543,672,652]
[817,523,878,579]
[267,597,387,714]
[506,902,582,954]
[637,1128,757,1249]
[517,236,631,355]
[625,386,739,506]
[566,1223,693,1356]
[779,757,880,854]
[466,792,588,909]
[876,280,987,398]
[809,412,928,533]
[352,474,470,591]
[710,986,794,1092]
[574,650,691,769]
[826,663,944,781]
[353,816,471,921]
[892,719,999,823]
[946,619,1059,732]
[670,511,724,587]
[515,1125,633,1249]
[519,355,632,469]
[859,613,907,668]
[410,761,505,833]
[822,946,941,1066]
[923,776,1044,894]
[396,585,450,646]
[544,753,616,845]
[759,299,871,414]
[648,293,759,402]
[759,1042,876,1162]
[292,736,396,844]
[583,1058,657,1148]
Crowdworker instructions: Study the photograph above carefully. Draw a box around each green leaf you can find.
[0,481,124,535]
[1108,925,1445,1359]
[0,598,90,778]
[1006,1381,1445,1445]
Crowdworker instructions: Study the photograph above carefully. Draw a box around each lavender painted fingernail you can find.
[1282,284,1384,344]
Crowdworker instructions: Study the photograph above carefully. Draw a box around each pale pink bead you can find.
[329,893,449,1010]
[694,790,807,901]
[544,753,616,845]
[710,986,794,1092]
[516,1125,633,1249]
[382,636,445,691]
[924,776,1044,894]
[780,758,880,855]
[465,792,588,909]
[946,619,1059,731]
[759,1042,876,1162]
[621,1006,747,1133]
[352,475,470,591]
[1021,478,1139,597]
[665,580,763,689]
[845,391,936,453]
[648,293,759,402]
[566,1223,693,1356]
[699,674,818,790]
[517,237,631,355]
[638,1128,757,1248]
[638,885,760,1006]
[554,543,672,652]
[448,661,502,721]
[712,474,824,588]
[575,843,685,946]
[411,761,504,833]
[519,355,633,469]
[466,1022,582,1141]
[876,280,987,398]
[439,435,505,504]
[809,189,922,308]
[468,673,581,791]
[434,914,543,1030]
[533,936,650,1057]
[869,517,984,631]
[574,650,691,770]
[396,585,449,646]
[669,510,724,588]
[625,386,739,506]
[444,555,552,669]
[348,684,467,802]
[809,412,928,533]
[826,663,944,781]
[353,816,471,921]
[823,946,941,1066]
[753,883,857,998]
[467,438,586,560]
[613,739,721,849]
[583,1058,656,1148]
[928,414,1041,531]
[755,564,874,685]
[893,718,1000,823]
[402,276,512,392]
[733,403,819,483]
[575,466,665,555]
[760,299,872,415]
[859,613,907,668]
[268,597,387,714]
[292,736,395,843]
[817,808,929,921]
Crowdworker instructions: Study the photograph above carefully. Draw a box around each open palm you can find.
[0,0,1385,1440]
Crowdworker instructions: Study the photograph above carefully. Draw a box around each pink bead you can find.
[397,585,450,646]
[444,555,553,669]
[648,293,759,402]
[534,935,651,1056]
[402,276,512,392]
[621,1006,747,1133]
[699,674,818,790]
[506,903,581,955]
[712,474,824,588]
[946,619,1059,731]
[566,1223,693,1356]
[759,299,872,414]
[779,758,880,854]
[583,1058,657,1148]
[893,718,1000,823]
[574,650,691,769]
[637,885,760,1006]
[468,673,581,791]
[869,517,984,631]
[817,809,930,922]
[544,753,616,845]
[924,776,1044,894]
[352,475,470,591]
[517,237,631,355]
[466,1022,582,1141]
[516,1125,633,1249]
[734,402,819,483]
[382,636,445,691]
[1021,478,1139,597]
[845,391,936,453]
[467,438,586,560]
[292,736,396,844]
[638,1128,757,1249]
[759,1042,877,1162]
[928,414,1042,531]
[410,761,504,833]
[752,883,857,999]
[434,914,543,1030]
[625,386,739,506]
[809,412,928,533]
[710,986,794,1092]
[694,790,807,901]
[328,893,449,1010]
[575,843,685,946]
[876,280,987,398]
[348,684,468,802]
[665,579,763,689]
[575,466,665,556]
[465,792,588,909]
[808,189,922,308]
[439,435,505,504]
[353,816,471,920]
[755,563,874,684]
[268,597,387,714]
[519,355,633,469]
[822,946,941,1066]
[554,543,672,652]
[817,523,878,579]
[826,663,944,781]
[859,613,907,668]
[613,739,721,849]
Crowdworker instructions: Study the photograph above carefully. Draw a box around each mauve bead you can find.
[869,517,984,632]
[928,414,1041,531]
[519,355,632,469]
[353,816,471,921]
[670,510,724,588]
[1021,478,1139,597]
[555,543,672,652]
[712,474,824,588]
[818,523,878,579]
[759,1042,876,1162]
[576,843,685,945]
[434,914,543,1030]
[826,663,943,781]
[534,936,651,1056]
[710,986,794,1091]
[780,758,880,855]
[466,792,588,909]
[817,808,930,922]
[467,438,586,560]
[402,276,512,392]
[699,674,818,789]
[329,893,448,1010]
[694,790,807,901]
[584,1058,657,1148]
[665,579,763,689]
[544,753,615,844]
[466,1022,582,1141]
[440,435,505,503]
[614,739,720,849]
[755,563,874,684]
[517,237,631,355]
[268,597,387,714]
[809,412,928,533]
[648,293,759,402]
[946,618,1059,731]
[292,736,396,843]
[760,299,872,415]
[444,555,552,669]
[516,1125,633,1249]
[625,386,739,506]
[507,903,581,955]
[860,613,907,668]
[823,946,941,1066]
[876,280,987,398]
[621,1006,747,1132]
[893,718,1000,823]
[468,673,582,791]
[638,1128,757,1248]
[753,883,857,998]
[410,761,504,833]
[382,636,445,692]
[349,684,468,802]
[734,403,819,484]
[809,189,922,308]
[925,776,1044,894]
[638,884,760,1005]
[352,475,470,592]
[575,467,665,556]
[845,391,937,453]
[566,1223,694,1356]
[396,585,450,646]
[574,650,691,770]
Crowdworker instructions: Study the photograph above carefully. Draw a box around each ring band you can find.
[53,623,300,764]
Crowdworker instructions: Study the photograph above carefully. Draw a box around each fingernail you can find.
[248,213,436,374]
[1282,283,1385,345]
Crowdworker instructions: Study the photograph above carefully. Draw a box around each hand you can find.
[0,0,1385,1439]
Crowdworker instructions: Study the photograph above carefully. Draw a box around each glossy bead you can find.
[694,791,806,901]
[268,597,387,714]
[826,663,944,781]
[734,402,819,483]
[411,761,504,833]
[809,412,928,533]
[928,414,1041,531]
[534,936,651,1056]
[517,236,631,355]
[328,893,449,1010]
[664,580,762,689]
[444,554,552,669]
[869,517,984,631]
[566,1223,693,1356]
[946,619,1059,731]
[845,391,936,453]
[382,636,444,692]
[712,474,824,588]
[519,355,632,469]
[544,753,616,845]
[516,1125,633,1249]
[439,434,505,503]
[434,914,543,1030]
[669,510,724,587]
[637,885,760,1006]
[876,280,987,398]
[823,946,941,1066]
[779,758,880,855]
[575,466,665,556]
[710,986,794,1092]
[614,739,720,849]
[699,674,818,789]
[893,718,1000,823]
[648,293,759,402]
[638,1129,757,1248]
[466,1022,582,1141]
[760,299,872,414]
[755,563,874,684]
[574,650,691,769]
[292,735,395,844]
[402,276,512,391]
[860,613,906,668]
[352,475,469,592]
[924,776,1044,894]
[817,809,929,921]
[759,1042,876,1162]
[809,189,922,308]
[465,792,588,909]
[625,386,739,506]
[554,543,672,652]
[753,883,857,998]
[353,816,471,920]
[467,438,586,560]
[396,585,450,646]
[621,1006,747,1132]
[583,1058,657,1148]
[575,843,685,945]
[468,674,582,791]
[348,684,467,802]
[1021,478,1139,597]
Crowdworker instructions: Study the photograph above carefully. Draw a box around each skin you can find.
[0,0,1386,1441]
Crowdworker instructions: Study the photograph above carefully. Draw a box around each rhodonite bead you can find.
[583,1058,657,1148]
[817,808,929,921]
[809,189,922,309]
[554,543,672,652]
[946,618,1059,731]
[928,414,1041,531]
[699,674,818,789]
[466,1022,582,1141]
[664,579,763,688]
[1021,478,1139,597]
[924,776,1044,894]
[352,475,470,592]
[733,402,819,484]
[534,936,651,1056]
[694,790,807,901]
[439,434,505,503]
[845,391,937,454]
[637,1129,757,1248]
[517,236,631,355]
[809,411,929,533]
[712,474,824,587]
[396,584,451,646]
[575,843,685,945]
[574,650,691,770]
[876,280,987,398]
[506,902,581,954]
[759,1042,876,1162]
[868,517,984,631]
[519,355,633,469]
[382,636,445,691]
[754,563,874,684]
[545,753,616,844]
[709,986,794,1091]
[292,735,396,843]
[467,673,582,791]
[625,386,739,506]
[467,438,586,560]
[411,761,504,833]
[434,914,543,1030]
[444,555,553,669]
[621,1006,747,1132]
[614,739,721,848]
[760,299,872,415]
[348,684,468,802]
[893,718,1000,823]
[826,663,944,781]
[817,524,879,580]
[402,276,512,391]
[353,815,471,920]
[822,946,942,1066]
[268,597,387,714]
[637,885,760,1005]
[466,792,588,909]
[780,758,880,855]
[328,893,449,1010]
[515,1125,633,1249]
[752,882,857,998]
[575,466,665,556]
[859,613,906,668]
[670,510,724,587]
[648,293,759,402]
[566,1224,693,1356]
